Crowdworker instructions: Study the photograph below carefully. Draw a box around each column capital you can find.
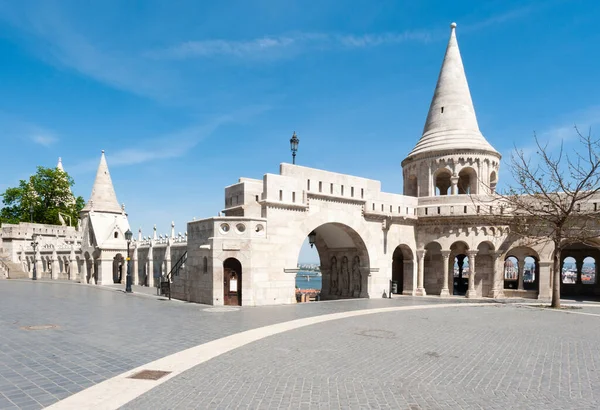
[466,249,478,258]
[416,249,426,258]
[491,251,504,260]
[441,250,452,259]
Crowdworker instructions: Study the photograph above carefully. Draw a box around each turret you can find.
[402,23,501,197]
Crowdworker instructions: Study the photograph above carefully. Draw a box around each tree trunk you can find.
[551,244,561,308]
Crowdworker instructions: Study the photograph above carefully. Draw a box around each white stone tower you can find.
[402,23,501,197]
[79,150,130,285]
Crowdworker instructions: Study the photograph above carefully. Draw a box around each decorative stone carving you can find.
[341,256,350,297]
[352,256,361,297]
[329,256,338,296]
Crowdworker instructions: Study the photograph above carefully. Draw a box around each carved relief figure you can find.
[329,256,338,296]
[352,255,361,297]
[341,256,350,296]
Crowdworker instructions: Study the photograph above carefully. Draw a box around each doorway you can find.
[224,258,242,306]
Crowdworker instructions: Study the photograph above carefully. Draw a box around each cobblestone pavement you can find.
[123,304,600,410]
[0,280,489,409]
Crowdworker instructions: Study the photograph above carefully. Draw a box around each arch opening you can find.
[434,169,452,196]
[392,245,413,294]
[458,167,477,195]
[223,257,242,306]
[113,253,124,284]
[296,222,370,302]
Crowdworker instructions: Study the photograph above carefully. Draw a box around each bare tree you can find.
[492,128,600,308]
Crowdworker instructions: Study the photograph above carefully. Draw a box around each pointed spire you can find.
[82,150,122,214]
[57,157,64,171]
[406,23,498,159]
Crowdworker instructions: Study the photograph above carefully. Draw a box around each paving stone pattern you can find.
[0,280,479,409]
[124,304,600,410]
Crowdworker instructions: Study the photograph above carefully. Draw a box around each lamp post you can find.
[308,231,316,248]
[125,229,133,293]
[290,131,299,165]
[31,234,38,280]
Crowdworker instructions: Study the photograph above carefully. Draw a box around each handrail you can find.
[0,259,10,279]
[160,251,187,300]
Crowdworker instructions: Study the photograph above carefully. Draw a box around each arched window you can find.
[582,256,596,284]
[434,169,452,196]
[504,256,518,289]
[114,232,118,239]
[458,167,477,195]
[561,257,577,284]
[203,256,208,273]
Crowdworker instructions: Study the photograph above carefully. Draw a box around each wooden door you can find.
[224,268,240,305]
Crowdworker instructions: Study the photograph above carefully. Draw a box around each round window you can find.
[255,224,265,234]
[236,223,246,233]
[220,223,230,233]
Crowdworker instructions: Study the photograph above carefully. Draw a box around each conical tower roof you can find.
[82,150,122,214]
[405,23,499,160]
[57,157,64,171]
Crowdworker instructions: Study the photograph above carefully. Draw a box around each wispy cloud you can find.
[30,130,58,146]
[0,111,59,146]
[149,30,435,60]
[71,104,271,172]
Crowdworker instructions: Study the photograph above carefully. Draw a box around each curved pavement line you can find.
[48,302,488,410]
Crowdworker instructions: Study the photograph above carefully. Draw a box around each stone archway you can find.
[301,222,370,300]
[392,245,413,294]
[113,253,124,284]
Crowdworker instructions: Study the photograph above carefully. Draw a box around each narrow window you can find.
[489,206,493,214]
[279,190,283,201]
[464,206,467,214]
[307,180,310,190]
[595,203,598,212]
[398,206,401,213]
[255,195,259,202]
[437,207,441,214]
[390,205,392,212]
[425,208,428,215]
[203,256,208,273]
[114,232,118,238]
[477,205,480,213]
[319,181,322,193]
[351,187,354,197]
[361,188,364,199]
[441,107,444,113]
[330,183,334,194]
[341,185,344,196]
[372,203,375,211]
[406,207,409,214]
[292,192,296,203]
[381,204,384,212]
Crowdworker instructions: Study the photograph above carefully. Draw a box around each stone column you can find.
[440,250,451,297]
[51,250,59,280]
[33,250,40,280]
[132,243,139,286]
[96,258,113,285]
[489,251,505,298]
[69,247,77,281]
[416,249,426,296]
[147,244,154,288]
[517,258,525,290]
[576,258,584,284]
[538,261,552,300]
[165,240,172,282]
[466,250,478,298]
[450,176,459,195]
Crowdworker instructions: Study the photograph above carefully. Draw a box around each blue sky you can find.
[1,0,599,263]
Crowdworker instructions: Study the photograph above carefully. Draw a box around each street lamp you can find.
[125,229,133,293]
[290,131,299,165]
[308,230,316,248]
[31,234,38,280]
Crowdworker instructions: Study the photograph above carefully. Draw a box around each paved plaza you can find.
[1,280,599,409]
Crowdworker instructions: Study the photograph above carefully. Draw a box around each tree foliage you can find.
[0,166,85,226]
[500,128,600,308]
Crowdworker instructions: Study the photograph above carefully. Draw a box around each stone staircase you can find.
[0,250,29,279]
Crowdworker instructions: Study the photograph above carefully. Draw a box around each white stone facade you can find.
[2,24,599,305]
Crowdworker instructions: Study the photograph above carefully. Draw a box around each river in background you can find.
[295,271,322,290]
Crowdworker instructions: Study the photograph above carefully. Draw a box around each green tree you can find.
[0,166,85,226]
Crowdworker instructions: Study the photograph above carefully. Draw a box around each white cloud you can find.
[150,30,434,60]
[30,131,58,146]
